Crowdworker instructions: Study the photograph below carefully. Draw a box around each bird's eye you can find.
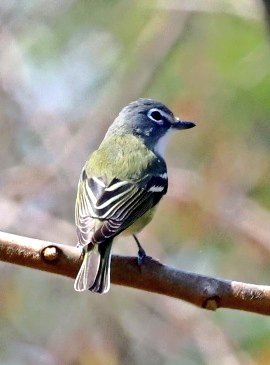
[150,110,162,121]
[147,109,163,124]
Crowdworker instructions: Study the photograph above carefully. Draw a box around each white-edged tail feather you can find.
[74,247,100,292]
[88,240,113,294]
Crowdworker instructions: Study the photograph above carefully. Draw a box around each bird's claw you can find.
[137,247,147,267]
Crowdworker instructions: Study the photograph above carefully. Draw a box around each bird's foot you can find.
[137,247,147,266]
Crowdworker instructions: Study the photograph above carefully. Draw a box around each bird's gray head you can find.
[105,98,195,156]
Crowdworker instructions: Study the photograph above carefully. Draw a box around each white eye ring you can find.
[147,108,167,124]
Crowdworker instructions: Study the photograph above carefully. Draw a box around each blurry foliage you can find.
[0,1,270,364]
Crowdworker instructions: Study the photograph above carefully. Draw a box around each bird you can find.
[74,98,195,294]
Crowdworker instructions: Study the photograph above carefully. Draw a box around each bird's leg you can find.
[133,234,147,266]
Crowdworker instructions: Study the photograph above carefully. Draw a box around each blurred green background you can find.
[1,1,270,364]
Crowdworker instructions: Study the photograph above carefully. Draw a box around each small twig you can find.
[156,0,262,21]
[0,230,270,315]
[261,0,270,34]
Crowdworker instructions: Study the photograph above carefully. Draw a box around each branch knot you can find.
[41,245,60,263]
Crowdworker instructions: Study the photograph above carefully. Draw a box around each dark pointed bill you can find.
[172,118,196,130]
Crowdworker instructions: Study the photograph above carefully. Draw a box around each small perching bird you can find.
[74,98,195,294]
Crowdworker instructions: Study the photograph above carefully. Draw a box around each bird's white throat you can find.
[154,129,173,158]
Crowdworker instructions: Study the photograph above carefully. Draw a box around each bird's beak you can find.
[171,117,196,130]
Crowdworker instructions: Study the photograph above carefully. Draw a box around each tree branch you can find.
[1,230,270,315]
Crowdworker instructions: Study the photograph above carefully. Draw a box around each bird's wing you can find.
[75,192,96,248]
[75,170,168,247]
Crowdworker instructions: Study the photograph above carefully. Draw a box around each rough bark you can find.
[1,231,270,315]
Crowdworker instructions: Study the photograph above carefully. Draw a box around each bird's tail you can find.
[74,240,113,294]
